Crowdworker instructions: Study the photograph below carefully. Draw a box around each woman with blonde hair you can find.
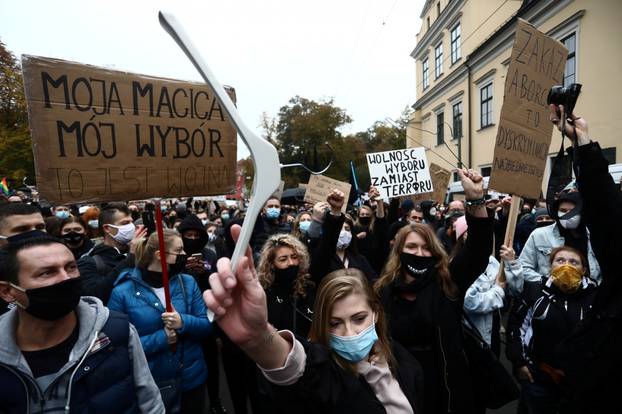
[108,228,211,413]
[205,249,424,414]
[257,233,315,336]
[374,168,494,414]
[291,211,313,245]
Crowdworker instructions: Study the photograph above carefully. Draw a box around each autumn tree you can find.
[0,39,34,185]
[267,96,352,187]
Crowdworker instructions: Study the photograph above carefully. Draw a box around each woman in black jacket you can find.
[374,168,493,414]
[257,233,315,337]
[310,194,377,285]
[545,106,622,413]
[506,245,597,414]
[353,187,389,274]
[205,251,424,414]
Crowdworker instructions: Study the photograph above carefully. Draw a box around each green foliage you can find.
[269,96,352,187]
[261,97,411,193]
[0,39,33,184]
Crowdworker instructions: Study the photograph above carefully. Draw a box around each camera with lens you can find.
[547,83,582,119]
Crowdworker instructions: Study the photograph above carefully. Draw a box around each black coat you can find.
[266,285,315,338]
[554,142,622,413]
[379,214,494,414]
[268,339,424,414]
[77,243,134,304]
[309,212,377,285]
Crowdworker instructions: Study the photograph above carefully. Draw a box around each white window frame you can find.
[434,43,443,79]
[422,58,430,90]
[450,23,461,64]
[479,81,494,129]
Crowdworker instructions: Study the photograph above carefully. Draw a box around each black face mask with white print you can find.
[396,252,438,293]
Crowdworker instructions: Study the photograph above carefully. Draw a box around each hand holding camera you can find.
[547,83,590,146]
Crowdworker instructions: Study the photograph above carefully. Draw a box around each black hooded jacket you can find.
[177,214,217,292]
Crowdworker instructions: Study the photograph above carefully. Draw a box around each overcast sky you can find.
[1,0,424,159]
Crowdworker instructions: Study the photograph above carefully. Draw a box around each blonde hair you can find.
[356,205,376,232]
[257,233,313,298]
[309,268,396,374]
[135,228,180,270]
[374,223,458,299]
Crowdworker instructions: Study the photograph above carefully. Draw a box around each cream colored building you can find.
[408,0,622,194]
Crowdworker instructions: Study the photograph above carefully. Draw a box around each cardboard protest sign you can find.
[488,19,568,199]
[366,147,433,201]
[303,175,351,213]
[411,163,452,204]
[21,55,237,204]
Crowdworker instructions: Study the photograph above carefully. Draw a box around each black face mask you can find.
[273,265,299,289]
[62,231,85,246]
[183,236,207,255]
[358,217,372,226]
[400,252,438,276]
[13,278,81,321]
[397,252,438,293]
[168,254,188,275]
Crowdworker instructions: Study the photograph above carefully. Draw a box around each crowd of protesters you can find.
[0,107,620,414]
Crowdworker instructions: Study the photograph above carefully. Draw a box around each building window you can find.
[602,147,616,165]
[451,23,461,64]
[437,2,441,17]
[435,43,443,78]
[453,171,459,182]
[562,32,576,86]
[436,112,444,146]
[423,58,429,89]
[452,101,462,139]
[481,166,492,177]
[480,82,493,128]
[427,17,430,30]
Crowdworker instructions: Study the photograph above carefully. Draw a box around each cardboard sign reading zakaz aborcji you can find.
[366,147,433,201]
[488,19,568,199]
[303,175,351,213]
[21,55,237,204]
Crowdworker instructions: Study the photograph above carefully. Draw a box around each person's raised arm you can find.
[450,168,494,294]
[203,225,291,369]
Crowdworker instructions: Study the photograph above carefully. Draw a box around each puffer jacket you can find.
[108,269,211,392]
[463,255,522,345]
[518,223,601,286]
[0,297,164,414]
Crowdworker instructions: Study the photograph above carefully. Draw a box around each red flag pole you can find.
[154,199,173,312]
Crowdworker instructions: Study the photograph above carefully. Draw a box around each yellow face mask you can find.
[550,264,583,294]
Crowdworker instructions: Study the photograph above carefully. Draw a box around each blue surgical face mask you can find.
[55,210,70,220]
[266,207,280,220]
[88,219,99,229]
[329,318,378,362]
[299,220,311,233]
[221,213,230,222]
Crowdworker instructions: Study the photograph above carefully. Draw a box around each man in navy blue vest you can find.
[0,234,164,413]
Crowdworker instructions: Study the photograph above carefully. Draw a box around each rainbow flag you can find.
[1,177,9,196]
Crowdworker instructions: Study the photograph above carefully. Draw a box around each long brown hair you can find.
[374,223,458,299]
[135,228,180,270]
[257,233,314,298]
[309,268,396,374]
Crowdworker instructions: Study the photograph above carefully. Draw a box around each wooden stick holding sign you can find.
[497,195,522,283]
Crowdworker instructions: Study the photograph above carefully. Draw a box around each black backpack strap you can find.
[92,254,109,275]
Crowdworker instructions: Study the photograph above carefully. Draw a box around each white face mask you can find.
[558,213,581,230]
[107,222,135,245]
[337,230,352,250]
